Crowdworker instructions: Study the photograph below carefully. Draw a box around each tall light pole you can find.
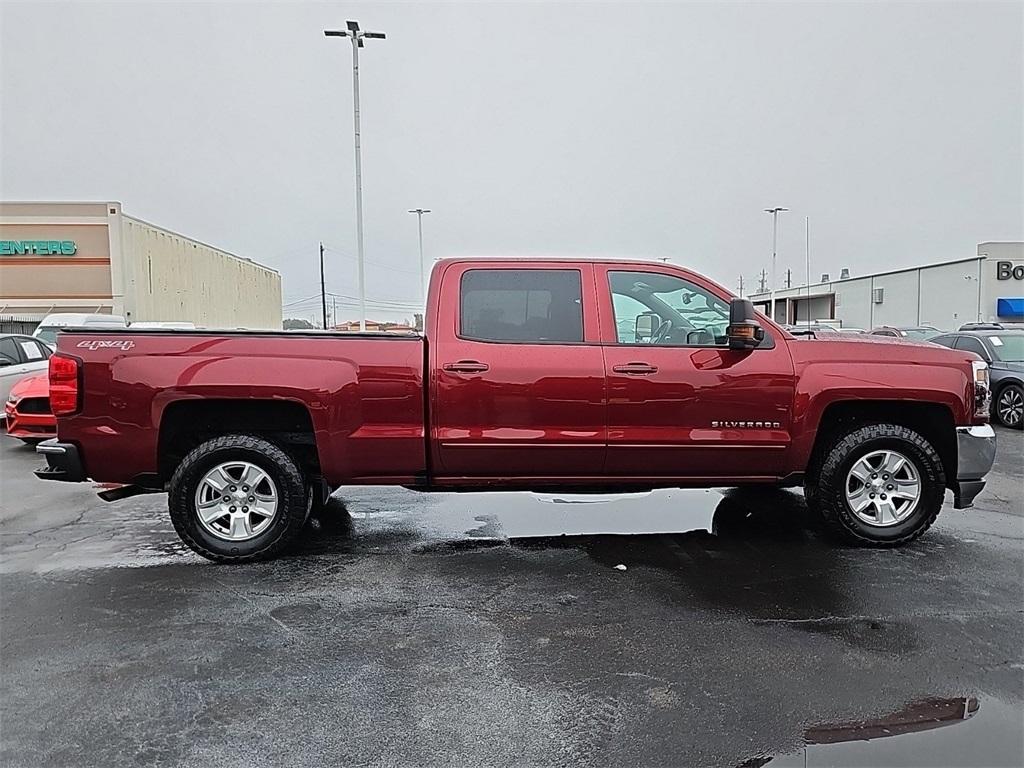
[408,208,431,302]
[764,207,788,322]
[325,20,386,332]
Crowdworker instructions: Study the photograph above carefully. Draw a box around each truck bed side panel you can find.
[56,332,426,485]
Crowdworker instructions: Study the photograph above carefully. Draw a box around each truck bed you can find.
[52,328,427,486]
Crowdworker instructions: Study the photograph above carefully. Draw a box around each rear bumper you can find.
[34,439,87,483]
[953,424,996,509]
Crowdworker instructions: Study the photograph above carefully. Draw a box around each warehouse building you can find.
[0,201,281,329]
[749,241,1024,330]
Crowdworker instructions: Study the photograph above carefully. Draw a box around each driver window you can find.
[608,271,730,347]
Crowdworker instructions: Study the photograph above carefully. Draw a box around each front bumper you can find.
[34,439,87,483]
[5,402,57,440]
[953,424,996,509]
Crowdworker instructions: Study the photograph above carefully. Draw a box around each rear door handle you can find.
[443,360,490,373]
[612,362,658,375]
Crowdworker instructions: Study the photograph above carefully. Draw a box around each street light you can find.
[764,207,788,322]
[408,208,431,302]
[325,20,386,332]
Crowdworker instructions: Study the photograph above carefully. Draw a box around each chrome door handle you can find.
[612,362,658,375]
[443,360,490,373]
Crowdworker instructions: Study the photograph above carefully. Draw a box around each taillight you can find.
[49,354,81,415]
[971,360,991,420]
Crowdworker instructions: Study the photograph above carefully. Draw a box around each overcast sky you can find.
[2,1,1022,323]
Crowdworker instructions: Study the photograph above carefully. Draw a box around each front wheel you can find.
[994,383,1024,429]
[808,423,946,546]
[168,434,309,563]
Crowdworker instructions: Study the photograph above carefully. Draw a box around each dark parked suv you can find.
[931,329,1024,428]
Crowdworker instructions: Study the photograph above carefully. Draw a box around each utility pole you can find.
[758,269,768,293]
[785,268,792,289]
[408,208,431,302]
[737,274,745,297]
[804,216,811,327]
[332,295,337,330]
[319,241,328,330]
[325,20,386,331]
[764,206,788,322]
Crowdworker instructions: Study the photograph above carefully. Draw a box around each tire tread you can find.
[168,434,307,563]
[812,423,945,547]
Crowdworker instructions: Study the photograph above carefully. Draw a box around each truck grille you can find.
[16,397,51,415]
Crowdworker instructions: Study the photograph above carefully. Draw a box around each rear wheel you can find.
[168,434,308,563]
[808,423,946,546]
[994,383,1023,429]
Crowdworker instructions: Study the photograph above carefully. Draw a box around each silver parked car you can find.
[0,334,53,419]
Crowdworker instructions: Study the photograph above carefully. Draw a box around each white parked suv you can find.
[32,313,127,347]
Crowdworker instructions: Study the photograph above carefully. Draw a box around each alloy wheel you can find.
[845,449,921,527]
[194,461,278,541]
[997,387,1023,427]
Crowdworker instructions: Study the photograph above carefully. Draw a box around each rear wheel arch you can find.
[157,398,321,484]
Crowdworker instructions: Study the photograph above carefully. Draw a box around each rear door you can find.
[429,262,606,479]
[597,265,796,479]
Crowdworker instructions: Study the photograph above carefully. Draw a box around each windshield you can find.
[989,335,1024,362]
[901,328,938,340]
[34,328,58,345]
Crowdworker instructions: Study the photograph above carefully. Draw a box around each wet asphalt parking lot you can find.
[1,430,1022,768]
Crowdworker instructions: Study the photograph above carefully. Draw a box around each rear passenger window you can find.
[0,337,19,364]
[460,269,583,343]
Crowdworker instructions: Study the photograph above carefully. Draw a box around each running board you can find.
[97,485,160,503]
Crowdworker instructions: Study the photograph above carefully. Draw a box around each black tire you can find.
[809,423,946,546]
[993,383,1024,429]
[168,434,308,563]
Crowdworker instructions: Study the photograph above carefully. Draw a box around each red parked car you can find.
[4,372,56,444]
[36,258,996,562]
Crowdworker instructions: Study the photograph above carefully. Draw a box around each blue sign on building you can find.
[997,297,1024,319]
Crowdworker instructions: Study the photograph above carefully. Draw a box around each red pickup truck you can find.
[36,258,996,562]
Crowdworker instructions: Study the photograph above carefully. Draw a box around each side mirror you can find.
[635,312,658,342]
[727,298,765,350]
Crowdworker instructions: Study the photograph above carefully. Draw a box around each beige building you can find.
[0,201,282,329]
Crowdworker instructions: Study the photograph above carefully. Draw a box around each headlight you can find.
[6,395,19,406]
[972,360,991,419]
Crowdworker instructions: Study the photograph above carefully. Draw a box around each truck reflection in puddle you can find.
[740,696,985,768]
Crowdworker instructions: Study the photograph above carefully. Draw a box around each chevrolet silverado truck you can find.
[36,258,996,562]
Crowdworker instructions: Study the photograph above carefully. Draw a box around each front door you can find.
[429,263,606,479]
[597,265,795,480]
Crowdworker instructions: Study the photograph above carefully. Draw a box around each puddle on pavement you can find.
[750,695,1023,768]
[1,483,816,571]
[343,484,810,545]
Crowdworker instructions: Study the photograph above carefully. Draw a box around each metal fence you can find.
[0,316,40,335]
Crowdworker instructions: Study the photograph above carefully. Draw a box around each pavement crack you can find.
[210,577,297,638]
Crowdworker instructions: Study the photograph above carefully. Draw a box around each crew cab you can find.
[36,258,996,562]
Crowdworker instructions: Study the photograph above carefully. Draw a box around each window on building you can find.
[460,269,583,343]
[608,271,730,346]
